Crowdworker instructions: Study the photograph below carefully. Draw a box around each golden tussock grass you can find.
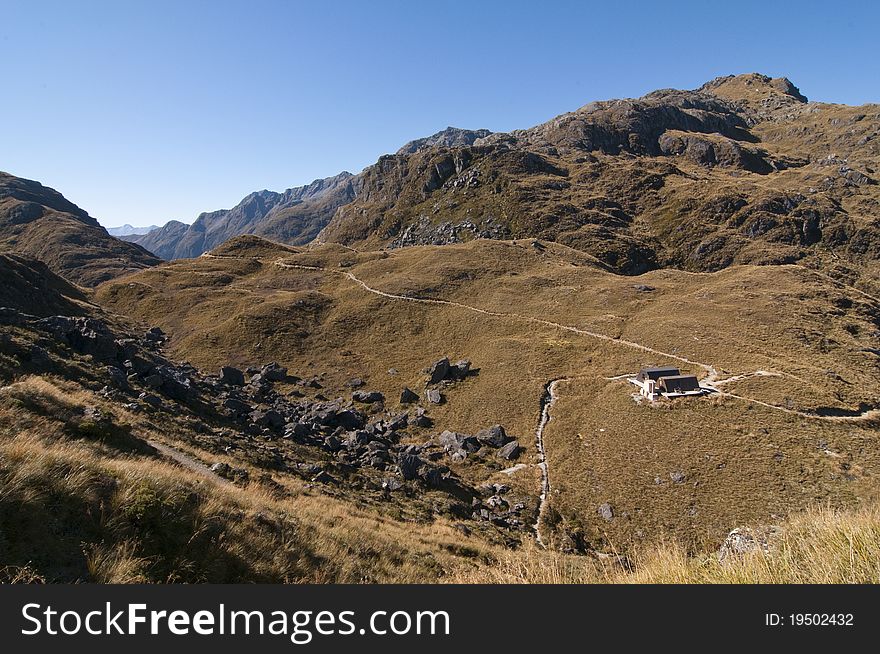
[452,503,880,584]
[0,376,492,583]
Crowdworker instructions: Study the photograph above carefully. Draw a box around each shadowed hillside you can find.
[0,172,160,286]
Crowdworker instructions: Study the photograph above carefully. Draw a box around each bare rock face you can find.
[396,127,493,155]
[657,131,774,173]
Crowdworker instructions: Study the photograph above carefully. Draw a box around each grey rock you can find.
[138,393,163,408]
[223,397,252,416]
[382,477,403,492]
[412,407,433,428]
[475,424,511,448]
[718,527,771,563]
[426,389,443,404]
[400,387,419,404]
[210,462,231,477]
[311,470,336,484]
[352,390,384,403]
[220,366,245,386]
[598,502,614,521]
[145,327,166,341]
[106,366,129,389]
[250,409,285,429]
[450,359,471,380]
[398,452,424,480]
[427,357,450,384]
[261,362,288,382]
[496,440,521,461]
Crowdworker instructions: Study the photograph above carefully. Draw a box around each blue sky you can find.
[2,0,878,227]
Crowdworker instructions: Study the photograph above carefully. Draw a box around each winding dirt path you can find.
[274,258,878,423]
[193,252,879,546]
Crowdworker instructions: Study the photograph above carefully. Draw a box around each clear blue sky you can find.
[2,0,878,227]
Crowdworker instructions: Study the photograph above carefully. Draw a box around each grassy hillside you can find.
[0,172,160,286]
[96,236,880,553]
[0,374,494,583]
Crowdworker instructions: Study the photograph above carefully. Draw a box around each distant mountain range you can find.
[106,224,160,237]
[3,72,878,281]
[121,172,360,260]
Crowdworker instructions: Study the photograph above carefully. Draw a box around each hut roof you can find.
[637,366,681,382]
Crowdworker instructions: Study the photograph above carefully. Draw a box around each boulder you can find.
[398,452,424,480]
[598,502,614,522]
[223,397,251,416]
[250,409,285,429]
[426,389,443,404]
[449,359,471,380]
[311,470,336,484]
[419,466,445,488]
[36,316,118,361]
[335,408,366,430]
[138,393,162,408]
[387,412,408,431]
[106,366,129,390]
[154,365,193,401]
[400,387,419,404]
[438,430,479,457]
[352,390,385,403]
[219,366,245,386]
[412,407,433,428]
[210,462,231,477]
[496,440,521,460]
[382,477,403,492]
[145,327,166,342]
[475,424,511,448]
[261,362,287,382]
[718,527,772,563]
[427,357,450,384]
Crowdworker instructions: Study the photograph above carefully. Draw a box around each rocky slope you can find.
[128,172,360,259]
[316,74,879,279]
[0,172,161,286]
[0,253,516,582]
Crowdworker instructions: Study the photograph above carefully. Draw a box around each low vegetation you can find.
[454,503,880,584]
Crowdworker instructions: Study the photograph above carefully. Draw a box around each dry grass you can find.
[96,237,880,553]
[453,503,880,584]
[2,374,879,584]
[0,375,494,583]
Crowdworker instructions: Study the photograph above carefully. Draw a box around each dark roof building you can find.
[636,366,681,382]
[657,374,701,394]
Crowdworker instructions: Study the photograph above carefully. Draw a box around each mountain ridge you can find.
[0,171,161,286]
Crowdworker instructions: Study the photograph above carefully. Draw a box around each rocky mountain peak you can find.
[700,73,808,104]
[396,127,493,155]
